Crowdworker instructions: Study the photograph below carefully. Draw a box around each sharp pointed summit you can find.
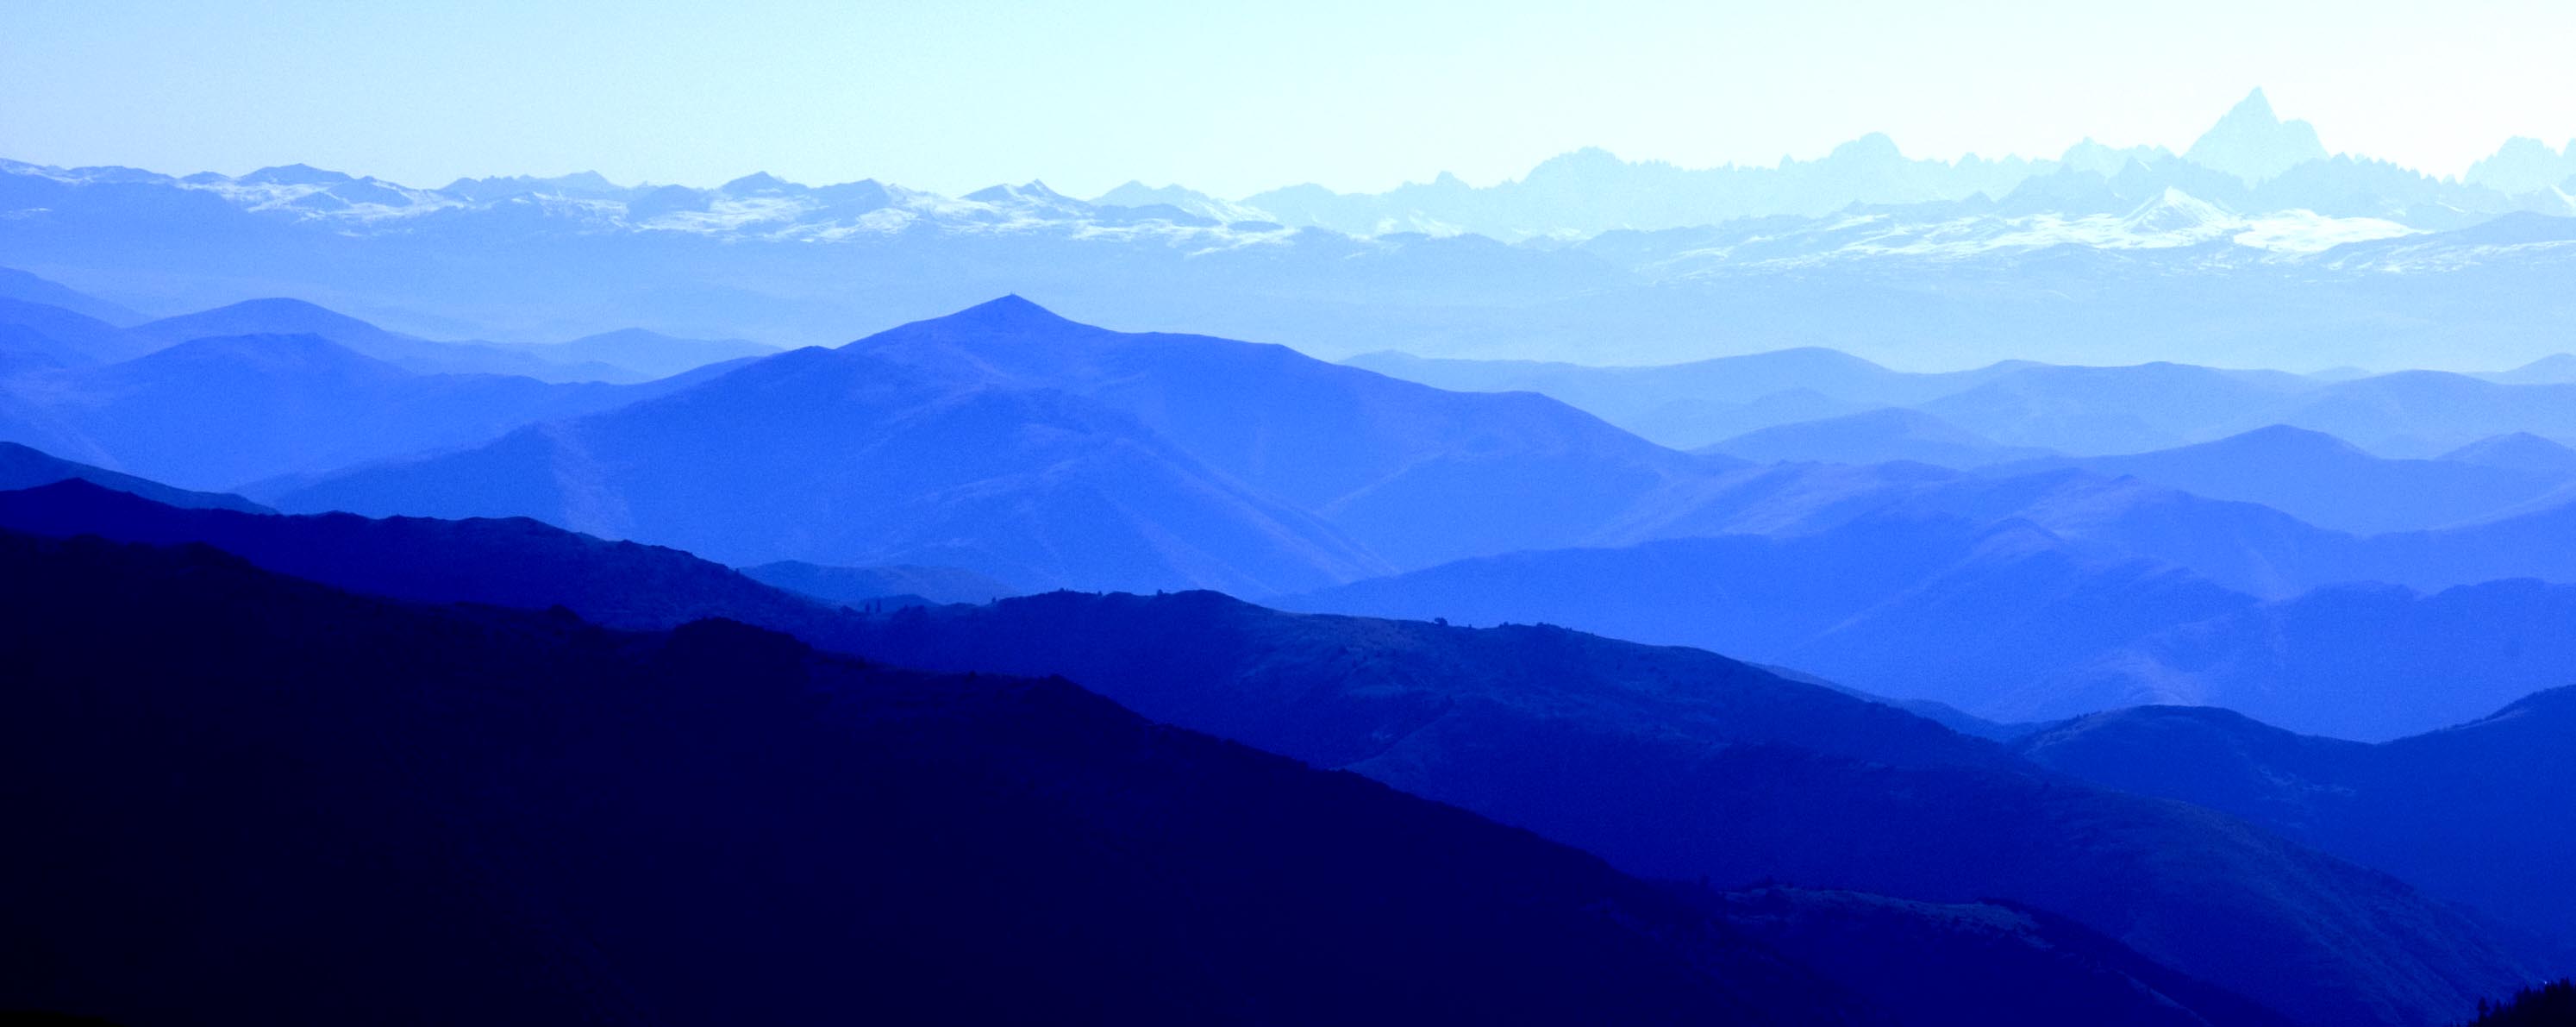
[941,293,1075,330]
[2185,88,2329,184]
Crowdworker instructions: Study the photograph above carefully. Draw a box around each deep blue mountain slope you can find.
[0,530,1854,1027]
[830,591,2550,1027]
[739,559,1021,606]
[2016,692,2576,951]
[0,476,2538,1026]
[0,442,267,512]
[0,479,836,632]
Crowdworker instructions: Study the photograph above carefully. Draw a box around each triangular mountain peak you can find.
[931,295,1081,332]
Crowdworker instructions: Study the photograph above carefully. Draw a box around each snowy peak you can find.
[2185,88,2329,184]
[2122,187,2235,235]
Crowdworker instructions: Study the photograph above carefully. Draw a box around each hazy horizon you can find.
[8,0,2576,197]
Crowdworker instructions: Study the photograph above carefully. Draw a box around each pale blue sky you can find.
[4,0,2569,197]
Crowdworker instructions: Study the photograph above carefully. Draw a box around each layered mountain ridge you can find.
[0,474,2555,1027]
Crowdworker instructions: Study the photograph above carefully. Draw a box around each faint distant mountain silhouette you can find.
[1366,350,2576,465]
[0,334,683,490]
[513,327,776,379]
[1989,424,2575,534]
[0,296,151,364]
[1702,407,2051,467]
[2185,89,2331,184]
[2464,136,2576,197]
[126,298,634,381]
[0,266,141,325]
[2482,353,2576,385]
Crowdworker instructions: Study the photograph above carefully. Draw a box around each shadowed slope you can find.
[0,479,2543,1026]
[0,529,2313,1027]
[2016,692,2576,952]
[0,442,266,512]
[0,530,1847,1027]
[831,590,2552,1027]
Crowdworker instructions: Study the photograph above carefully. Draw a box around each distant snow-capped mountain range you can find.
[8,88,2568,251]
[5,89,2576,372]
